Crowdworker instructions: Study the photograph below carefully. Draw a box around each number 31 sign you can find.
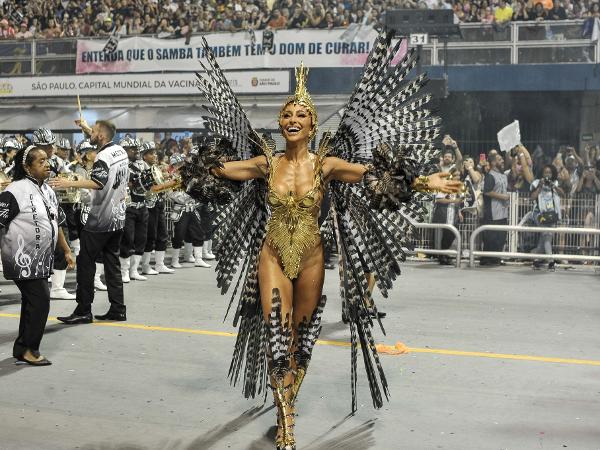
[409,33,429,45]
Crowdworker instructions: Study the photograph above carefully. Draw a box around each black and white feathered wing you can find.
[193,36,272,400]
[191,31,441,411]
[324,29,441,412]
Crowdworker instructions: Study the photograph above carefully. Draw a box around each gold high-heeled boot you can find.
[272,373,296,450]
[267,288,296,450]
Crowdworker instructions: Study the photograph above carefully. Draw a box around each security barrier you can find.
[468,224,600,267]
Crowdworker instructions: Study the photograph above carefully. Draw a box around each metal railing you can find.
[408,222,462,268]
[411,191,600,265]
[468,224,600,267]
[0,20,598,76]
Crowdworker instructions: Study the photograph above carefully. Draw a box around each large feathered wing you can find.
[326,29,442,412]
[192,38,272,399]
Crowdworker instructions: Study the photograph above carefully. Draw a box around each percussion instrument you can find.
[169,203,184,222]
[132,164,167,193]
[54,173,81,203]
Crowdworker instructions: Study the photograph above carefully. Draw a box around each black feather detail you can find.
[268,288,293,378]
[295,295,328,370]
[363,142,421,210]
[181,137,242,206]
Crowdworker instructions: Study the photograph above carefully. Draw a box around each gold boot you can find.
[273,376,296,450]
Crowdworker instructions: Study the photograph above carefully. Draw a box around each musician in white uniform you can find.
[71,140,108,291]
[50,119,129,324]
[119,138,151,282]
[139,142,177,275]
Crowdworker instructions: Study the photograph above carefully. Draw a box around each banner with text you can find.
[0,71,290,98]
[75,28,378,74]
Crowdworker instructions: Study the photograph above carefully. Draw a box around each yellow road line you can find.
[1,312,599,366]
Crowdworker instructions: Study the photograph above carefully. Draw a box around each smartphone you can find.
[479,153,486,164]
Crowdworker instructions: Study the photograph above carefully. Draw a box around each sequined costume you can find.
[183,31,442,418]
[265,150,326,279]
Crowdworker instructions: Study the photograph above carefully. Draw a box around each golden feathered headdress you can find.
[279,63,318,140]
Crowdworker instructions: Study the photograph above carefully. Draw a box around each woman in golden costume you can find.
[183,32,462,450]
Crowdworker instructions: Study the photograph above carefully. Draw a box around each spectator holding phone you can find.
[506,144,534,192]
[575,162,600,194]
[530,164,563,270]
[440,135,463,173]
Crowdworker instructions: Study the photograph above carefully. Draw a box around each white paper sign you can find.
[497,120,521,153]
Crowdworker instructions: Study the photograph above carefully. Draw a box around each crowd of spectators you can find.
[430,137,600,265]
[0,0,598,42]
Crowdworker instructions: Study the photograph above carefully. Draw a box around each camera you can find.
[542,176,551,185]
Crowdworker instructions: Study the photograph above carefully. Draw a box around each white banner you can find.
[76,28,378,74]
[497,120,521,153]
[0,71,290,98]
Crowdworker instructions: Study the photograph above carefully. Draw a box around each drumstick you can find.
[77,94,82,120]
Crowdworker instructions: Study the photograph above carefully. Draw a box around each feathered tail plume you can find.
[294,295,328,370]
[291,295,328,403]
[267,288,293,379]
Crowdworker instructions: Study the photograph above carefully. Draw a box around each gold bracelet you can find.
[412,175,434,193]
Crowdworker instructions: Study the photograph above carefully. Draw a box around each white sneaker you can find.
[141,252,158,275]
[154,251,174,273]
[50,288,76,300]
[202,240,216,260]
[119,257,131,283]
[183,242,195,263]
[193,246,211,268]
[94,274,107,291]
[121,270,131,283]
[130,270,148,281]
[156,264,175,273]
[170,247,183,268]
[141,265,159,275]
[50,270,76,299]
[129,255,147,281]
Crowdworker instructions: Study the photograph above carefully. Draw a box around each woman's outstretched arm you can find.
[322,156,463,194]
[211,155,268,181]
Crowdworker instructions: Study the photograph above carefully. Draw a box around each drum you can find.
[133,165,165,194]
[54,173,81,203]
[169,203,184,222]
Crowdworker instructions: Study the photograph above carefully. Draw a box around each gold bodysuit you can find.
[265,153,324,279]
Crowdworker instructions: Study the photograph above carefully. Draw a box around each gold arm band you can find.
[412,175,434,193]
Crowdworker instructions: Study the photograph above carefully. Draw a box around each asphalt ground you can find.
[0,259,599,450]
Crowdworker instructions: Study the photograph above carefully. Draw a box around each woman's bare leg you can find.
[258,245,296,449]
[290,246,326,402]
[292,246,325,325]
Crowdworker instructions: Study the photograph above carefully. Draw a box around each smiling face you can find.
[26,149,51,181]
[279,103,314,143]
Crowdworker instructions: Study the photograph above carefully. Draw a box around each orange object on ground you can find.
[376,341,411,355]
